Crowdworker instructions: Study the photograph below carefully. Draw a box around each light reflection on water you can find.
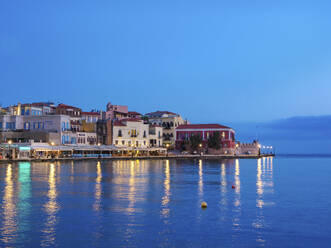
[161,160,171,218]
[1,157,330,247]
[41,163,59,247]
[254,157,274,245]
[1,164,17,245]
[93,161,102,212]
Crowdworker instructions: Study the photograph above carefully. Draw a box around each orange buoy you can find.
[232,185,236,189]
[201,201,207,208]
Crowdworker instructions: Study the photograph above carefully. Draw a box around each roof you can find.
[128,111,142,116]
[56,104,81,110]
[121,118,142,122]
[114,110,128,115]
[81,111,100,116]
[19,102,54,107]
[145,110,178,117]
[113,120,126,126]
[31,102,54,107]
[176,124,232,130]
[150,124,162,128]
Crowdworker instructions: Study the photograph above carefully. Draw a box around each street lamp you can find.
[50,142,55,159]
[131,143,135,158]
[199,143,203,156]
[166,144,170,157]
[7,140,12,159]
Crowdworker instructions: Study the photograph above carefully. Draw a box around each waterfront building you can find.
[6,102,54,116]
[96,119,113,145]
[149,124,163,147]
[175,124,236,154]
[145,111,188,147]
[81,111,101,123]
[55,103,82,117]
[74,132,97,145]
[113,118,149,148]
[21,102,55,115]
[55,104,82,132]
[0,114,72,145]
[128,111,142,119]
[105,102,128,120]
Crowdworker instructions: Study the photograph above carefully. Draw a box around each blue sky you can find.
[1,0,331,123]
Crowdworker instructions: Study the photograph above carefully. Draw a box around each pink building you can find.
[175,124,235,150]
[105,102,128,120]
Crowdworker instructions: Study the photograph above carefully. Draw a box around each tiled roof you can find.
[81,112,100,116]
[113,120,126,126]
[121,118,142,122]
[114,110,128,114]
[145,110,178,117]
[57,104,81,110]
[128,111,142,115]
[176,124,231,130]
[150,124,162,128]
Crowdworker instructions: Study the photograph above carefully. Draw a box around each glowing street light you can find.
[166,144,170,157]
[7,140,12,160]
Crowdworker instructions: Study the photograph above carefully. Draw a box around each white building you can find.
[149,124,163,147]
[113,118,150,148]
[145,111,187,147]
[74,132,97,145]
[0,114,72,145]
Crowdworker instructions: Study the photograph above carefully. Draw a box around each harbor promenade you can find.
[0,153,275,163]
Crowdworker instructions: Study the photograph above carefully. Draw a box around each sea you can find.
[0,156,330,247]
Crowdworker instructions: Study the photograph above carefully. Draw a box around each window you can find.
[144,141,146,145]
[115,140,118,145]
[122,140,125,145]
[6,122,15,130]
[222,132,225,139]
[24,122,30,130]
[136,141,139,146]
[118,130,122,137]
[143,131,146,138]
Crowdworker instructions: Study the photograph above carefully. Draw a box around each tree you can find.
[207,132,221,149]
[189,134,202,151]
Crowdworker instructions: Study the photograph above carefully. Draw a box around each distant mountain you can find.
[262,115,331,131]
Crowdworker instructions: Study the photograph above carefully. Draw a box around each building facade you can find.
[105,102,128,120]
[145,111,187,147]
[175,124,236,153]
[149,124,163,147]
[96,120,113,145]
[113,118,149,148]
[0,114,72,145]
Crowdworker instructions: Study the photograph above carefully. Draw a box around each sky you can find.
[1,0,331,123]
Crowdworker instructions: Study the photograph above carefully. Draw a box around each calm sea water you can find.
[0,157,330,247]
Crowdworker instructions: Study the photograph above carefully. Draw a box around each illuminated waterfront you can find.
[0,157,330,247]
